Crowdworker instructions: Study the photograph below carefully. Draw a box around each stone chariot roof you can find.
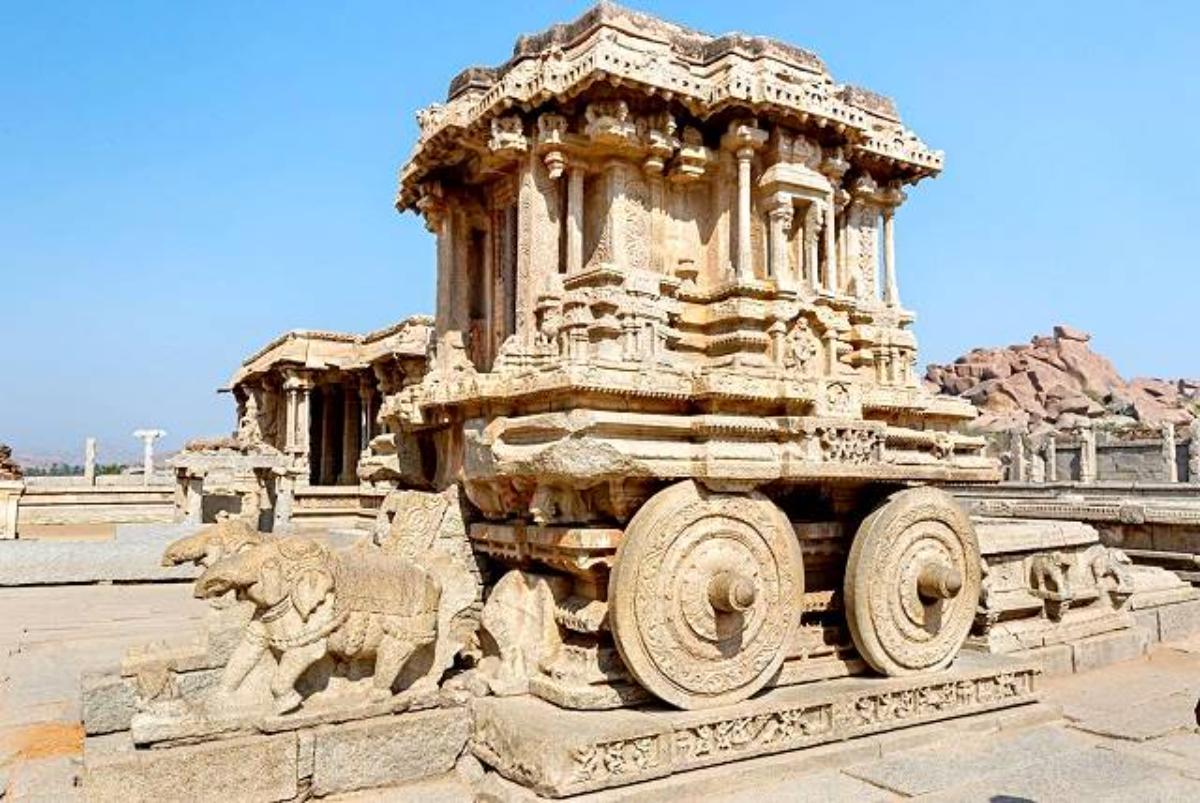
[396,1,942,211]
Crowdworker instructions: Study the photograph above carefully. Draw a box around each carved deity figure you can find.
[237,393,265,448]
[784,318,822,376]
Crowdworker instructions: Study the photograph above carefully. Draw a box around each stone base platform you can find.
[83,706,471,802]
[473,652,1040,798]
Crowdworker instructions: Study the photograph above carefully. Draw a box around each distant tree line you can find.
[23,462,127,477]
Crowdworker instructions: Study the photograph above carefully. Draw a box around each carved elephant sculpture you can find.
[194,537,441,713]
[162,516,266,568]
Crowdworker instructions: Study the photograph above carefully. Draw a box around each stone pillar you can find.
[1079,428,1097,484]
[0,480,22,539]
[358,377,377,451]
[84,437,97,485]
[340,387,360,485]
[1008,430,1026,483]
[1189,419,1200,484]
[132,429,165,485]
[566,165,585,274]
[1162,422,1179,483]
[273,471,294,533]
[767,199,793,287]
[1045,435,1058,482]
[319,386,338,485]
[882,208,899,307]
[185,473,204,524]
[823,199,838,294]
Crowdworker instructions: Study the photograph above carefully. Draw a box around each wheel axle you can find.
[917,562,963,601]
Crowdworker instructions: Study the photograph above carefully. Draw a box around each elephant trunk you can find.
[194,555,255,600]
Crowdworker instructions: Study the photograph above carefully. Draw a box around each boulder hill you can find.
[925,325,1199,435]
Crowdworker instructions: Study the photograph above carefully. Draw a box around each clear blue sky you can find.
[3,1,1198,459]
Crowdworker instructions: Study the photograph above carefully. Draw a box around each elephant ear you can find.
[291,568,333,621]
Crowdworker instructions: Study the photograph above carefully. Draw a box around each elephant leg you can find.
[371,637,417,701]
[271,640,326,714]
[407,635,443,695]
[220,635,266,694]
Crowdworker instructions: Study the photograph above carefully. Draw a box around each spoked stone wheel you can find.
[608,480,803,709]
[844,487,981,676]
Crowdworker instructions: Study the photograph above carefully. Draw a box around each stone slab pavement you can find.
[3,581,1200,801]
[1,583,208,800]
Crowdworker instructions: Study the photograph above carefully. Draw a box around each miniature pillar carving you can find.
[724,121,766,282]
[1162,422,1178,483]
[823,199,838,293]
[566,165,585,274]
[736,149,754,281]
[1045,435,1058,482]
[882,208,899,307]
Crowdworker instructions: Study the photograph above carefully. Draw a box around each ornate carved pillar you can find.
[282,369,313,481]
[566,165,585,274]
[1046,435,1058,482]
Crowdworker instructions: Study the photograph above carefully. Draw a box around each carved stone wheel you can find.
[844,487,981,677]
[608,480,804,710]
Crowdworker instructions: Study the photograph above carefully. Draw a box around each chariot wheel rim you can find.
[844,487,981,676]
[609,481,803,709]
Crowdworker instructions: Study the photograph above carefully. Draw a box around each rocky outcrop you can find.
[0,443,23,480]
[926,325,1199,434]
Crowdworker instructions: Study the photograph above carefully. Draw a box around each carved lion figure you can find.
[194,537,441,714]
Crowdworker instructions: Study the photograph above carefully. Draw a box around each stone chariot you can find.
[390,2,1000,712]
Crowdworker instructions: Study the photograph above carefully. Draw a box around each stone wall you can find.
[15,484,174,537]
[1007,433,1194,484]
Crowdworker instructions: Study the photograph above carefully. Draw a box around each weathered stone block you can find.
[1024,643,1074,676]
[1157,598,1200,642]
[1071,628,1147,673]
[83,667,223,736]
[1131,608,1161,643]
[84,731,298,803]
[82,672,138,736]
[309,707,471,797]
